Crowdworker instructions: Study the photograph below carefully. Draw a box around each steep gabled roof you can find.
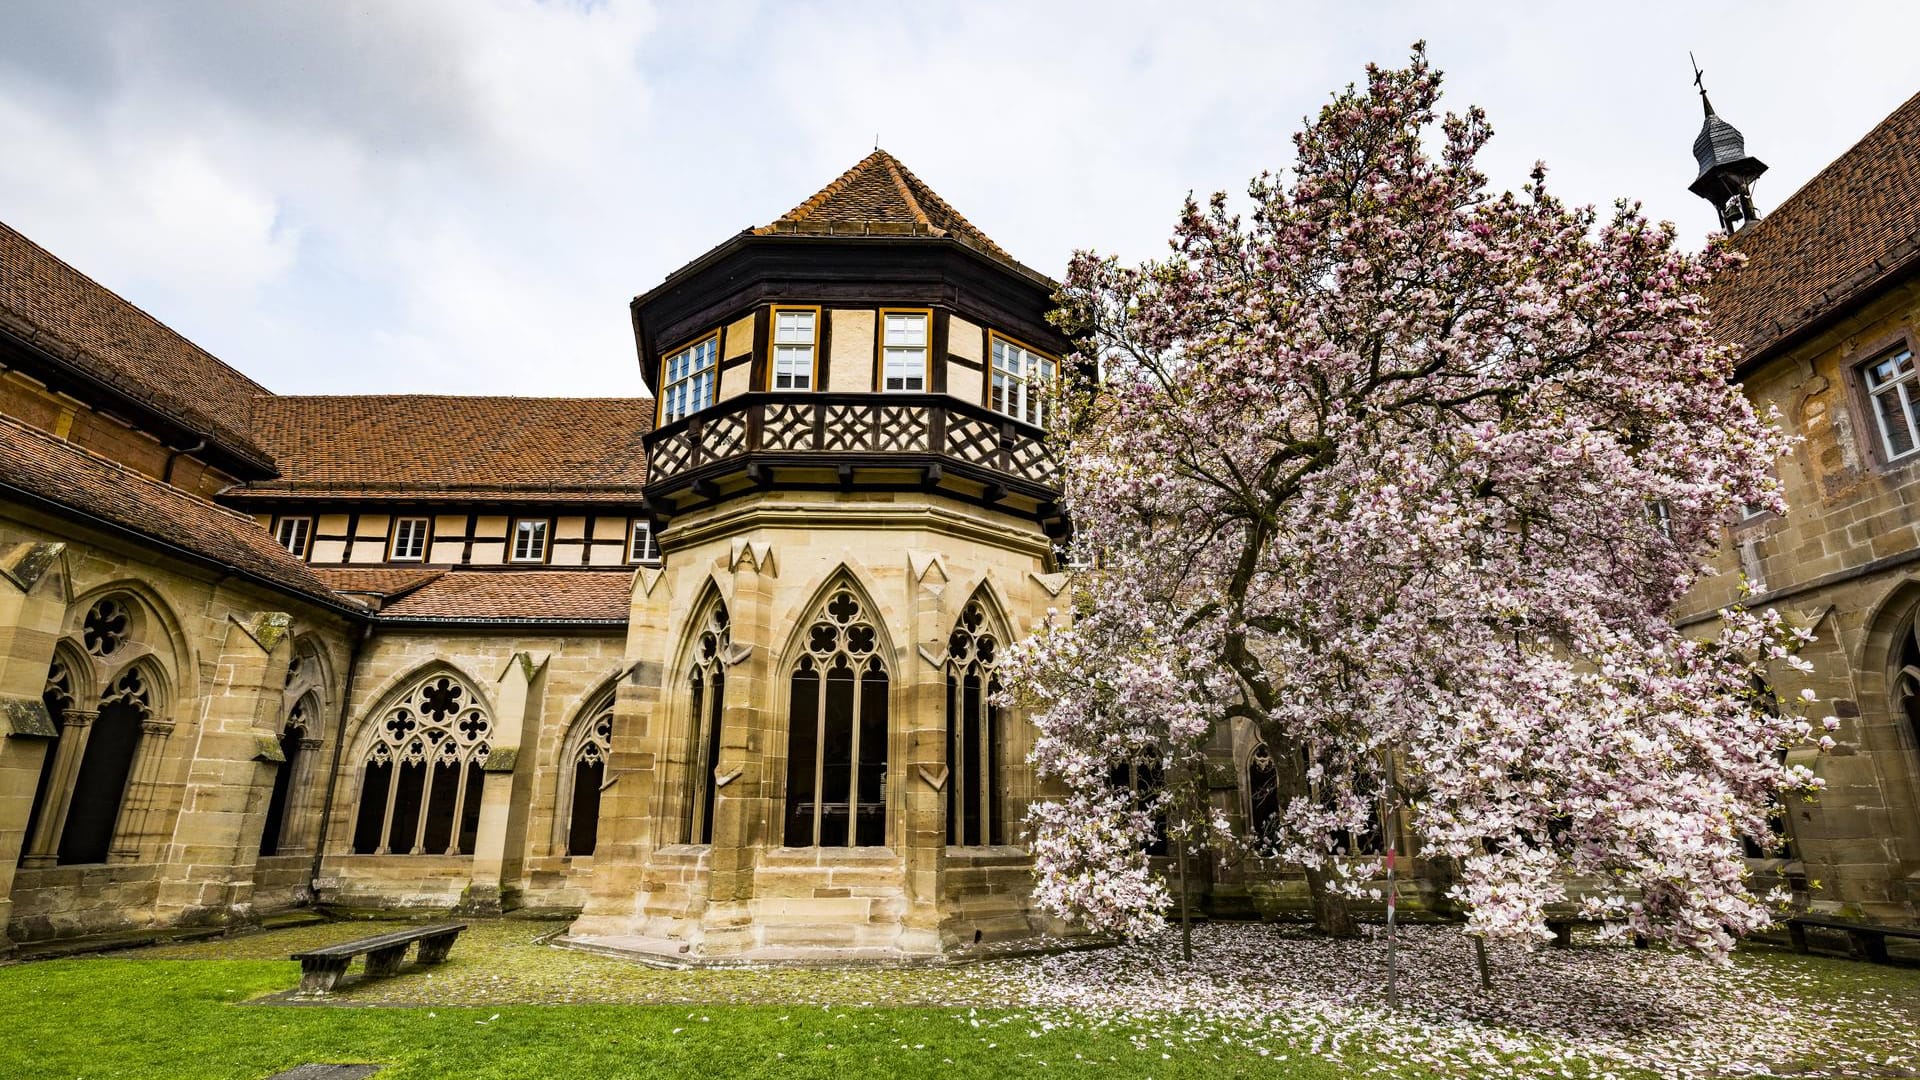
[233,395,653,502]
[1709,91,1920,364]
[752,149,1034,274]
[0,414,359,612]
[0,220,277,475]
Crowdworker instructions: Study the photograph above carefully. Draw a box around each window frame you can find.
[628,518,660,564]
[987,330,1058,428]
[509,518,551,564]
[274,516,313,560]
[767,305,822,392]
[387,516,432,562]
[876,307,933,393]
[1860,343,1920,467]
[657,331,721,426]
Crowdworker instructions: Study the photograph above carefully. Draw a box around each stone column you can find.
[570,566,676,940]
[0,542,69,946]
[151,611,293,927]
[108,717,176,862]
[20,709,93,867]
[900,549,955,954]
[277,736,326,855]
[702,538,775,955]
[462,652,545,914]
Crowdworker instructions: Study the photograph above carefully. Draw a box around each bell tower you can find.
[1688,58,1768,233]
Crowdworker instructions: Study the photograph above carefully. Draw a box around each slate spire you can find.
[1687,58,1768,233]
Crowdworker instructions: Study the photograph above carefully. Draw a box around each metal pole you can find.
[1384,751,1400,1008]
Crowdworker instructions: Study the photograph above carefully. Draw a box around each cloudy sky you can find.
[2,1,1915,398]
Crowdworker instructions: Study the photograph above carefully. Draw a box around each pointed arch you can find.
[945,583,1012,846]
[348,663,493,856]
[779,567,895,848]
[57,656,166,864]
[675,584,733,845]
[62,580,194,706]
[555,675,621,857]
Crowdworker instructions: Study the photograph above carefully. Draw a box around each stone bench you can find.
[1787,916,1920,964]
[290,922,467,995]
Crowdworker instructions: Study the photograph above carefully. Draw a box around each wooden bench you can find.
[1787,915,1920,964]
[291,922,467,995]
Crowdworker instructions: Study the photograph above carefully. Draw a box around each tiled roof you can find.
[753,150,1043,278]
[0,414,359,611]
[373,570,633,623]
[1709,91,1920,364]
[235,395,653,501]
[311,567,445,601]
[0,220,276,473]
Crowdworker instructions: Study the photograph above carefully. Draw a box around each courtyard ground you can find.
[1,918,1914,1079]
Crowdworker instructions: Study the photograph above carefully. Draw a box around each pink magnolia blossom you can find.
[1004,46,1821,957]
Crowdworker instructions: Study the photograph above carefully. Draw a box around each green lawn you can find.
[0,955,1342,1080]
[3,918,1915,1079]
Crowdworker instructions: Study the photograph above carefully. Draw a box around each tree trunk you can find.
[1304,863,1360,938]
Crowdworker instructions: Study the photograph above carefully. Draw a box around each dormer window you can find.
[661,334,719,423]
[274,517,312,559]
[771,307,818,390]
[390,517,429,561]
[629,519,660,563]
[511,519,549,563]
[880,310,929,391]
[989,333,1056,428]
[1865,345,1918,463]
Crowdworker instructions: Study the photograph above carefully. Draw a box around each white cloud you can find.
[0,0,1915,396]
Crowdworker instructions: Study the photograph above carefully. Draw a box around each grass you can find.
[0,955,1341,1080]
[2,918,1915,1079]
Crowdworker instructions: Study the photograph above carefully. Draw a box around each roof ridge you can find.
[879,151,934,229]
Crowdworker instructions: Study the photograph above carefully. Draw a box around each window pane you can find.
[1876,383,1918,458]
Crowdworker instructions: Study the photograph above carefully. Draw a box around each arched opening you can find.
[784,585,888,847]
[1246,742,1281,844]
[259,693,317,857]
[1108,747,1168,857]
[682,599,730,844]
[351,672,490,856]
[19,654,76,864]
[59,665,154,865]
[565,694,614,856]
[945,596,1006,846]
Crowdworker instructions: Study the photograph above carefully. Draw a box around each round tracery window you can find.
[82,598,130,657]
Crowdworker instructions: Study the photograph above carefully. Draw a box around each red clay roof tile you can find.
[373,569,632,623]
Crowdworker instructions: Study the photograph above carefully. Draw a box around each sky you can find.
[1,1,1915,398]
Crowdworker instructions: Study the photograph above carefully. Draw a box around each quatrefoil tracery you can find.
[367,675,491,770]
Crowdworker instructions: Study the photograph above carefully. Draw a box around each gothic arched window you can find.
[1898,623,1920,759]
[1108,747,1168,857]
[784,586,888,847]
[60,664,154,864]
[946,599,1005,846]
[259,693,316,857]
[684,600,730,844]
[351,674,490,856]
[567,695,615,856]
[1246,742,1281,844]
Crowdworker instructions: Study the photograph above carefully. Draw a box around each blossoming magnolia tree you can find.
[1005,47,1829,956]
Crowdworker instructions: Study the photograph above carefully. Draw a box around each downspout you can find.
[162,438,207,485]
[308,619,372,903]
